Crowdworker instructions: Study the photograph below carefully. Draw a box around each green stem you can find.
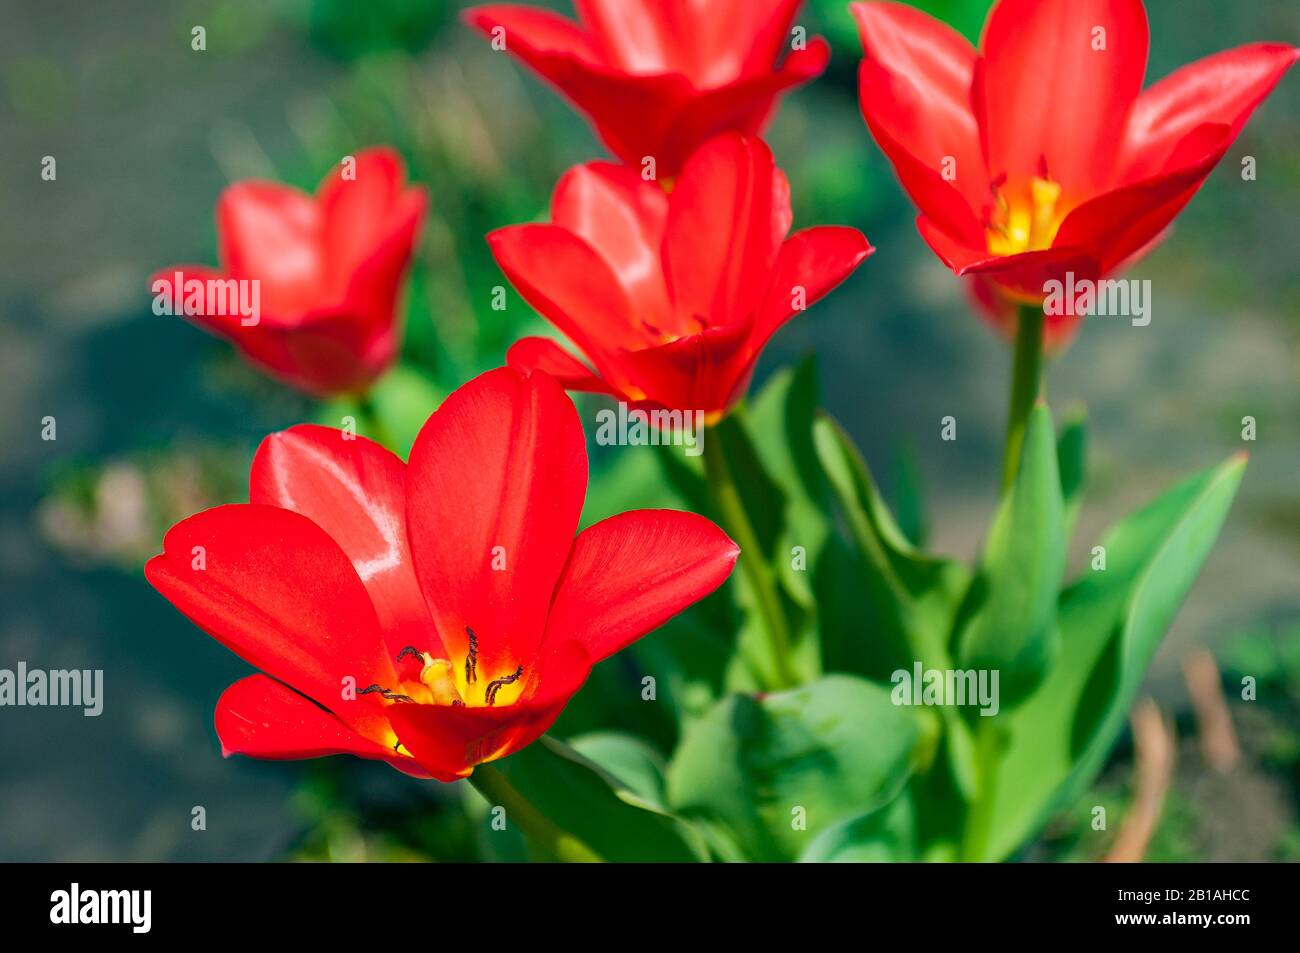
[1001,303,1045,492]
[355,391,396,451]
[468,763,605,863]
[702,415,798,690]
[961,717,1005,862]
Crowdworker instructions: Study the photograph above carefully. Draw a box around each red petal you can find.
[917,216,1099,299]
[852,2,986,241]
[255,308,393,397]
[487,224,639,385]
[755,226,874,349]
[616,322,754,416]
[145,504,397,741]
[664,134,785,331]
[318,147,404,283]
[545,510,739,663]
[1053,126,1230,272]
[466,4,692,168]
[215,675,430,778]
[405,368,588,680]
[661,39,830,174]
[506,337,617,396]
[250,426,441,659]
[550,162,673,328]
[216,181,323,316]
[1120,42,1299,183]
[978,0,1149,202]
[387,641,591,778]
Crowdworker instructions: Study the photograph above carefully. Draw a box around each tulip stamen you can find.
[358,683,414,703]
[396,646,422,663]
[465,626,479,684]
[484,666,524,706]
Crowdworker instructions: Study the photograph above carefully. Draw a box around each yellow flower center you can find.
[986,176,1064,256]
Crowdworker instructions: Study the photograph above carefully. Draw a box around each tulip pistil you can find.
[985,173,1064,257]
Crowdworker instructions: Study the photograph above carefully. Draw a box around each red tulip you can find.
[853,0,1297,347]
[154,147,427,396]
[464,1,829,175]
[490,134,873,419]
[145,367,738,781]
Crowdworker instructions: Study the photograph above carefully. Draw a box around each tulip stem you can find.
[468,763,605,863]
[702,415,799,690]
[1001,303,1045,492]
[355,391,397,451]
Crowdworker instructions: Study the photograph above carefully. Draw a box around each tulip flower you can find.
[154,147,427,397]
[145,367,738,781]
[490,133,873,421]
[464,1,829,175]
[852,0,1297,348]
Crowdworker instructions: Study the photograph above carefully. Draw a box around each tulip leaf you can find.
[484,735,709,862]
[892,440,928,548]
[955,402,1065,704]
[1057,405,1088,542]
[983,454,1246,860]
[812,413,970,681]
[665,675,921,862]
[797,790,917,863]
[566,731,668,807]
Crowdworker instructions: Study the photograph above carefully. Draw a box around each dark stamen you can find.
[465,626,479,684]
[396,646,422,663]
[358,683,413,703]
[484,666,524,707]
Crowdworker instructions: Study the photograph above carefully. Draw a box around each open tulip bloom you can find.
[126,0,1293,865]
[491,133,873,420]
[465,0,829,175]
[145,368,738,782]
[154,147,428,397]
[853,0,1297,348]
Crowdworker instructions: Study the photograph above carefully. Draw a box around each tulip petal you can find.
[506,337,617,395]
[386,641,592,779]
[664,134,785,331]
[917,216,1099,299]
[979,0,1149,202]
[488,223,640,381]
[405,368,588,680]
[217,181,323,316]
[145,504,397,741]
[1120,42,1299,183]
[852,2,987,240]
[546,510,739,663]
[318,147,405,283]
[616,322,754,414]
[215,674,430,777]
[551,162,673,328]
[755,226,874,348]
[250,425,441,660]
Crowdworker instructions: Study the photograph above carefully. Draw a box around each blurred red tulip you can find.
[154,147,427,396]
[853,0,1297,348]
[491,134,872,420]
[145,367,738,781]
[464,0,829,175]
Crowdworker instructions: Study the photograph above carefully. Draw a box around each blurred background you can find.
[1,0,1297,861]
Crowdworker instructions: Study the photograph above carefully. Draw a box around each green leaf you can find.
[1057,405,1088,542]
[955,402,1065,703]
[566,731,668,807]
[665,675,921,861]
[484,736,708,862]
[892,440,928,548]
[319,363,444,458]
[984,454,1247,860]
[798,791,918,862]
[812,413,970,679]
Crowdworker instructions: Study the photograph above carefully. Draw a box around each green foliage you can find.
[666,675,921,861]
